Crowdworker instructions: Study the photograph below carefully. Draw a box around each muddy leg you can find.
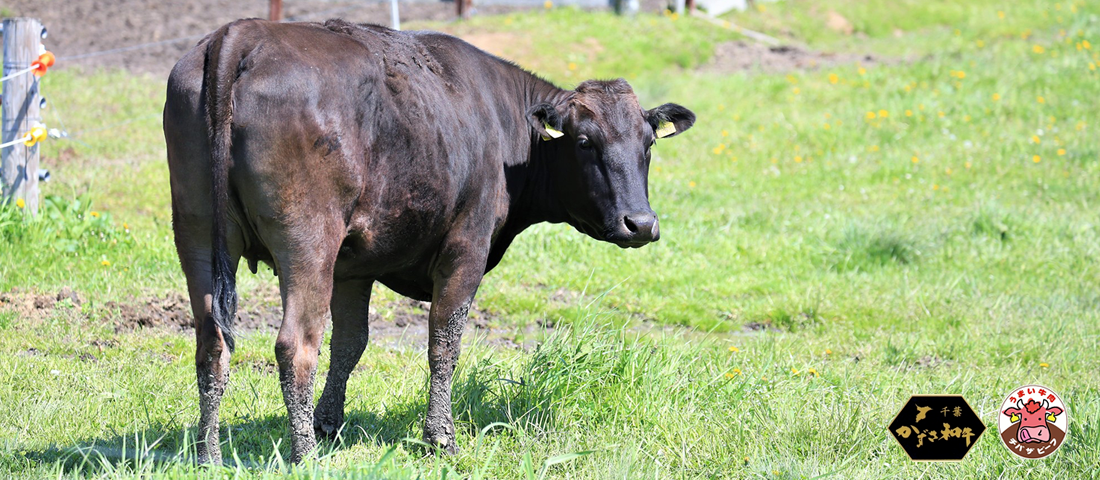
[314,278,373,438]
[180,252,237,465]
[423,255,485,454]
[273,249,339,463]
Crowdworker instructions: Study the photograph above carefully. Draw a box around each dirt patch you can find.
[6,0,664,79]
[0,286,555,351]
[703,41,880,74]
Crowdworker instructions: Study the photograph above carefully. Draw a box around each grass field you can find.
[2,0,1099,478]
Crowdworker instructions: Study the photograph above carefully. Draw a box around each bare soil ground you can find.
[6,0,666,77]
[0,286,551,350]
[703,41,881,74]
[7,0,873,78]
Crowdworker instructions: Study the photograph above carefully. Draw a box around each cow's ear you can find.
[1047,407,1064,416]
[527,103,565,141]
[647,103,695,139]
[1003,408,1022,417]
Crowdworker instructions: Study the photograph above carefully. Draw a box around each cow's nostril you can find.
[623,215,639,234]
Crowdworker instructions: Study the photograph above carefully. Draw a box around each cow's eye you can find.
[578,138,594,150]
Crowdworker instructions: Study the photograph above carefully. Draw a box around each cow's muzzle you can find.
[609,211,660,248]
[1018,426,1051,443]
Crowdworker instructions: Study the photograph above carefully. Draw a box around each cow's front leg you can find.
[423,252,486,454]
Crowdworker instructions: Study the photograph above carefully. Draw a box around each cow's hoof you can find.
[425,434,459,455]
[313,412,343,440]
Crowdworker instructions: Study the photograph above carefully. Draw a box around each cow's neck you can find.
[485,76,574,272]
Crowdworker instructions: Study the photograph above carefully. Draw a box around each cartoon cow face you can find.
[1002,399,1064,443]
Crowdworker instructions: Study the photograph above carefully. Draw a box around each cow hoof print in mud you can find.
[998,384,1069,460]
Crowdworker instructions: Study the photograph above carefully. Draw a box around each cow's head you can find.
[1003,399,1063,443]
[527,79,694,248]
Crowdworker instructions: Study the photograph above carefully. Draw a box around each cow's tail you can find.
[202,23,247,352]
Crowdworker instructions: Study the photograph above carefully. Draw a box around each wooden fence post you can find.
[1,18,44,217]
[269,0,283,21]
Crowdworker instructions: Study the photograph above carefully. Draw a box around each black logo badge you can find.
[889,395,986,461]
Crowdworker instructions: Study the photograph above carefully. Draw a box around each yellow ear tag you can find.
[542,123,564,141]
[1011,414,1020,423]
[656,120,676,138]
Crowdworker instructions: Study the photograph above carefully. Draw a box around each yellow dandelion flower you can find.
[543,0,552,8]
[744,457,750,463]
[791,368,800,375]
[712,144,726,155]
[721,129,729,137]
[992,93,1001,101]
[1033,45,1045,54]
[823,123,831,130]
[718,104,726,111]
[957,70,966,79]
[123,222,129,230]
[938,111,946,118]
[858,67,867,76]
[905,109,913,117]
[1040,362,1050,368]
[824,349,832,355]
[1033,155,1042,163]
[669,12,679,20]
[828,73,839,84]
[964,115,971,122]
[15,198,25,209]
[1058,148,1066,156]
[567,62,577,71]
[976,40,985,48]
[101,260,111,267]
[912,156,920,163]
[965,161,972,169]
[1084,40,1091,50]
[808,368,819,377]
[1037,95,1046,104]
[1032,135,1041,144]
[90,211,100,218]
[792,87,800,95]
[946,167,953,175]
[869,145,879,152]
[997,10,1005,19]
[933,184,939,190]
[866,111,876,120]
[688,181,697,188]
[728,345,739,352]
[878,110,889,118]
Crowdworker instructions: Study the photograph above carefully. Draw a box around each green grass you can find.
[2,0,1100,477]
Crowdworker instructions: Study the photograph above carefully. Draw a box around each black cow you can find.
[163,18,694,463]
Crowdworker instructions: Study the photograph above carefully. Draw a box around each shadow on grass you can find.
[19,354,563,474]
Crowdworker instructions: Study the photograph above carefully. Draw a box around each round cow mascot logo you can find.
[998,384,1069,459]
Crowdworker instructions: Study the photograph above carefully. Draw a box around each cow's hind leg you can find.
[269,225,343,463]
[176,226,241,465]
[314,278,373,439]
